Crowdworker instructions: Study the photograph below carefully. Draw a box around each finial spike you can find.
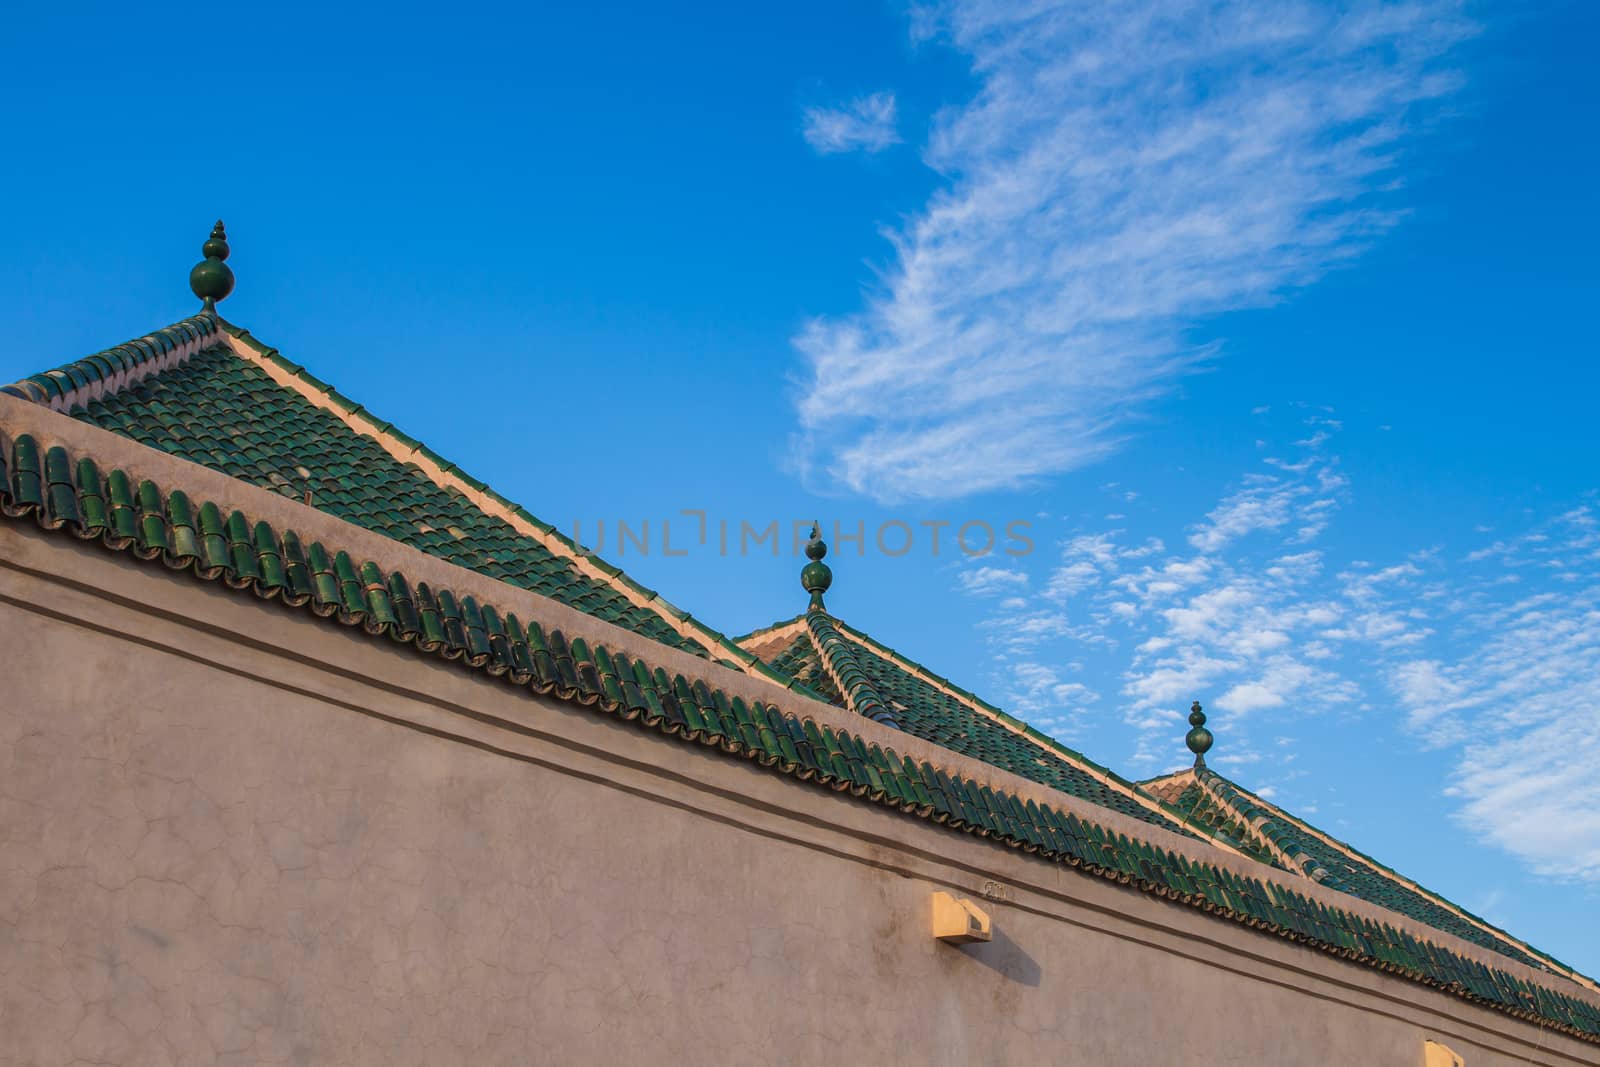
[190,219,235,310]
[801,520,833,612]
[1185,699,1213,768]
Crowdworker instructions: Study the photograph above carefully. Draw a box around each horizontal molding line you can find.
[0,559,1587,1065]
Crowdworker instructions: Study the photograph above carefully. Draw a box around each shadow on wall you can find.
[954,925,1041,988]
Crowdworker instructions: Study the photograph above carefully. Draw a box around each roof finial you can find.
[189,219,235,312]
[801,521,832,612]
[1186,700,1213,768]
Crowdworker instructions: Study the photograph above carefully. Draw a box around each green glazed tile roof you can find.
[804,610,902,727]
[3,426,1598,1042]
[1153,779,1282,868]
[762,625,843,703]
[741,615,1185,832]
[1145,767,1590,984]
[12,314,719,656]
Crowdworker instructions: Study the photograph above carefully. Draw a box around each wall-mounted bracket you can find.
[932,891,992,944]
[1424,1039,1464,1067]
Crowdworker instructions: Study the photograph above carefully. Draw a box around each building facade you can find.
[2,226,1597,1065]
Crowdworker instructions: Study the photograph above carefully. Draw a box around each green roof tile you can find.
[1191,768,1584,979]
[747,620,1180,832]
[33,326,706,656]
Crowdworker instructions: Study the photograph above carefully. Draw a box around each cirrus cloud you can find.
[796,0,1473,501]
[802,91,901,155]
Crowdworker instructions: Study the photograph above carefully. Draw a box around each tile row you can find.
[4,429,1597,1040]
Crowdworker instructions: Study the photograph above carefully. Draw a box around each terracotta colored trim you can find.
[735,616,809,660]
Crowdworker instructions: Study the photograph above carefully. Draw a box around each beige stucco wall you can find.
[2,525,1597,1066]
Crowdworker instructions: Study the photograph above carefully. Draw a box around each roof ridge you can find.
[734,613,807,645]
[213,317,806,691]
[803,611,900,727]
[1137,768,1267,863]
[827,616,1182,826]
[1192,771,1328,880]
[1212,770,1598,991]
[2,314,225,412]
[1137,768,1194,792]
[733,616,809,658]
[5,422,1599,1039]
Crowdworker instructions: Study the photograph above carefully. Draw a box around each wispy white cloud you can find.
[968,421,1357,754]
[958,563,1030,596]
[1117,434,1357,724]
[1189,441,1347,553]
[796,1,1472,500]
[1380,508,1600,879]
[1388,659,1463,719]
[802,92,901,155]
[951,418,1600,883]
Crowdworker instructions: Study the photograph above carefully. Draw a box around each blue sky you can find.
[3,2,1598,973]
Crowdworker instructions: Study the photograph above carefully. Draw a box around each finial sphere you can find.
[1185,699,1213,762]
[202,220,230,261]
[801,521,832,609]
[190,219,235,306]
[801,561,832,595]
[806,521,828,561]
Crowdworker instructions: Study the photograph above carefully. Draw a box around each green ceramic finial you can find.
[801,521,832,612]
[189,219,235,310]
[1186,700,1214,768]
